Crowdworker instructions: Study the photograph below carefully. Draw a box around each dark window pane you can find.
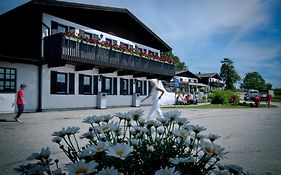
[93,76,98,95]
[69,73,75,94]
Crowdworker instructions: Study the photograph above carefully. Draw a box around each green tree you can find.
[219,58,241,90]
[240,72,272,91]
[162,51,187,71]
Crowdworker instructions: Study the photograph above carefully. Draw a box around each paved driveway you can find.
[0,104,281,175]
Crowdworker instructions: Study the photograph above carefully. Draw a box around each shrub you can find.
[210,90,237,104]
[15,109,249,175]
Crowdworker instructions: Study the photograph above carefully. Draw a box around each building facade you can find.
[0,0,175,113]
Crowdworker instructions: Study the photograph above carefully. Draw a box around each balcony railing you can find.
[44,33,175,76]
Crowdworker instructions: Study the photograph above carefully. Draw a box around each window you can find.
[136,80,142,95]
[93,75,99,95]
[58,25,67,33]
[120,42,129,49]
[101,76,112,95]
[93,34,99,40]
[69,73,75,94]
[106,38,117,45]
[120,78,129,95]
[50,71,68,94]
[84,32,92,39]
[0,67,16,93]
[79,74,92,95]
[51,21,68,35]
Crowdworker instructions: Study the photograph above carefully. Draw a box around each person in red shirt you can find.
[254,95,261,108]
[14,84,27,122]
[266,92,273,108]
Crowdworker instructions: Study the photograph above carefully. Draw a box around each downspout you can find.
[36,22,50,112]
[36,63,43,112]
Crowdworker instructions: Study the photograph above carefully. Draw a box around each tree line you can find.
[163,51,273,91]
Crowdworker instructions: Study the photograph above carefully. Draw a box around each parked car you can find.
[259,92,268,101]
[244,89,259,101]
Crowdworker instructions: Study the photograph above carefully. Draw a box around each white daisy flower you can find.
[169,157,195,165]
[163,110,181,121]
[157,117,169,125]
[128,109,144,121]
[133,125,149,133]
[52,136,62,144]
[52,128,67,137]
[208,133,220,142]
[200,141,214,154]
[176,117,189,126]
[147,145,155,152]
[40,147,51,159]
[106,143,133,160]
[95,142,108,153]
[80,131,94,139]
[102,114,113,122]
[27,147,51,160]
[172,129,190,139]
[156,128,164,135]
[66,160,98,175]
[96,167,120,175]
[213,144,227,158]
[79,145,97,158]
[129,139,141,146]
[188,124,206,134]
[83,115,103,124]
[138,118,146,126]
[155,167,181,175]
[65,126,80,135]
[114,112,128,120]
[98,122,118,133]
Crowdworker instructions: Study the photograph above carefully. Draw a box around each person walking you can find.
[266,92,273,108]
[141,79,164,120]
[14,83,27,122]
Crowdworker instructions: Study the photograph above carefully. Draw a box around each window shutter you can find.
[79,74,83,94]
[113,77,117,95]
[69,73,75,94]
[101,76,105,93]
[148,81,152,94]
[89,76,92,95]
[144,81,147,95]
[120,78,124,95]
[50,71,57,94]
[93,75,98,95]
[130,79,134,95]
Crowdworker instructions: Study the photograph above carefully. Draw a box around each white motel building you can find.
[0,0,176,113]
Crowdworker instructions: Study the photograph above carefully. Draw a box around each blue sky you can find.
[1,0,281,88]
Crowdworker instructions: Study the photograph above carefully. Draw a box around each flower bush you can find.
[64,32,176,65]
[16,109,250,175]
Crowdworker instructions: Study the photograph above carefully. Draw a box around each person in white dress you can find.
[141,79,165,120]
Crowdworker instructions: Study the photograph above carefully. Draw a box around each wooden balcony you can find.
[44,33,175,77]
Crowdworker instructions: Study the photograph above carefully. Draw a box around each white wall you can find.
[41,64,152,110]
[0,61,38,113]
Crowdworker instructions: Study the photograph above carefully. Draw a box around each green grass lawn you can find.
[273,95,281,102]
[164,103,277,109]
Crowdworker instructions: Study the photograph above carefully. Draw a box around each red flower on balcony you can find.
[64,32,176,64]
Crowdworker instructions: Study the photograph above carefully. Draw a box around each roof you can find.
[195,72,221,79]
[1,0,172,52]
[176,70,200,79]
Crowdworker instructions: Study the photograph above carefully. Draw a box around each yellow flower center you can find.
[116,150,124,157]
[205,146,213,153]
[102,125,111,132]
[75,167,88,174]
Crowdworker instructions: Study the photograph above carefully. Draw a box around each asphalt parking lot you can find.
[0,103,281,175]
